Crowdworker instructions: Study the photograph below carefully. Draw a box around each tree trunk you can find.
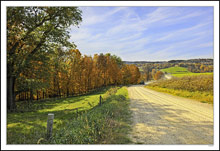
[19,93,21,101]
[66,88,69,97]
[37,90,39,100]
[43,91,45,99]
[53,75,56,97]
[56,73,61,98]
[7,76,16,111]
[30,89,34,101]
[25,92,28,100]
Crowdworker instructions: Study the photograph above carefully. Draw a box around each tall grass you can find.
[146,75,213,103]
[7,87,132,144]
[49,87,131,144]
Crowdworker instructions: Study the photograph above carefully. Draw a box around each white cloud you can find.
[154,21,212,43]
[69,7,213,61]
[80,7,127,26]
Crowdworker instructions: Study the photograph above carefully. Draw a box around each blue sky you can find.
[70,7,213,61]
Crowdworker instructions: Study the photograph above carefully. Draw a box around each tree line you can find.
[179,63,213,73]
[7,7,140,111]
[16,49,140,102]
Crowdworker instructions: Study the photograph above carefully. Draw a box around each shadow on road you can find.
[129,98,213,144]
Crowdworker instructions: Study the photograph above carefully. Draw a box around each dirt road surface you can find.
[128,85,213,144]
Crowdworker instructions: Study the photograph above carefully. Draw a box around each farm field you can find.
[161,66,213,77]
[161,66,190,74]
[7,87,132,144]
[146,74,213,104]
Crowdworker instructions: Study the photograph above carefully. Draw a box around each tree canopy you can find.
[7,7,82,110]
[7,7,141,111]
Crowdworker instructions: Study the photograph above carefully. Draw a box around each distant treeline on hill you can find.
[124,58,213,65]
[123,61,165,64]
[168,58,213,64]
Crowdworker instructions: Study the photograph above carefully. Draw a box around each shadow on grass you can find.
[7,87,120,144]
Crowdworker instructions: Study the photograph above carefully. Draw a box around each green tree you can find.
[7,7,82,110]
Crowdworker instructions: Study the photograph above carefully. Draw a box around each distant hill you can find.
[123,58,213,65]
[161,66,213,77]
[123,61,166,64]
[168,58,213,64]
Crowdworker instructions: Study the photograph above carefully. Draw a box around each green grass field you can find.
[161,66,190,74]
[7,86,132,144]
[161,66,213,77]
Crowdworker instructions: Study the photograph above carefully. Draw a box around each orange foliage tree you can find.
[15,49,141,102]
[153,71,164,80]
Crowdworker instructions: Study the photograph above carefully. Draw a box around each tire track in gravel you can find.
[128,85,213,144]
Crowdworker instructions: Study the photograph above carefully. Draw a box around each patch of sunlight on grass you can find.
[116,87,128,98]
[161,67,190,74]
[38,95,100,113]
[7,123,20,128]
[7,86,133,144]
[7,87,112,144]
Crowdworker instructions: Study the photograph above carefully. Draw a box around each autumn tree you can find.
[154,71,164,80]
[127,65,141,84]
[7,9,141,107]
[7,7,82,110]
[143,65,152,81]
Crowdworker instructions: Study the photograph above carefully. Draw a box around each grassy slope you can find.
[161,66,190,74]
[161,66,213,77]
[146,75,213,104]
[7,87,132,144]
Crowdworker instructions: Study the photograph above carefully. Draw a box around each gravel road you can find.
[128,85,213,144]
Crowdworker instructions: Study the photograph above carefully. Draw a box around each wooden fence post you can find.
[47,113,54,139]
[99,95,102,106]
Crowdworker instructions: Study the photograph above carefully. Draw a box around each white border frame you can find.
[1,1,219,150]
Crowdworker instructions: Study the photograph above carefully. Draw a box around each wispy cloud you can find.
[70,6,213,61]
[80,7,127,26]
[195,42,213,48]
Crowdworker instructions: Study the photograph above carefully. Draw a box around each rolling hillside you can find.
[161,67,191,74]
[161,67,213,77]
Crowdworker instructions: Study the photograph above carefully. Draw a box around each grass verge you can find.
[7,86,132,144]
